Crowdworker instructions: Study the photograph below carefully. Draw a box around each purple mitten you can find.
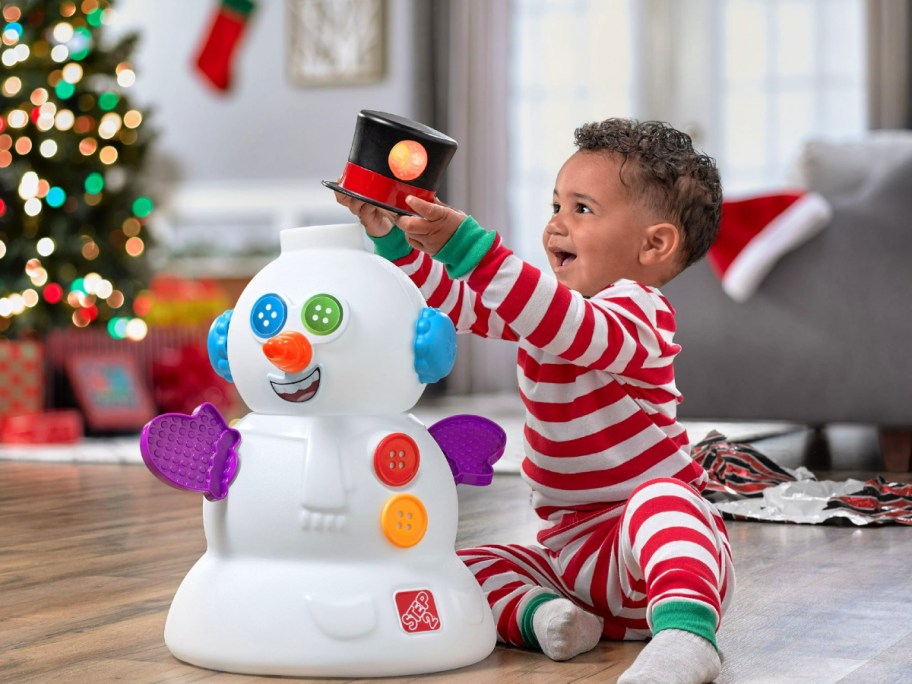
[428,414,506,486]
[140,402,240,501]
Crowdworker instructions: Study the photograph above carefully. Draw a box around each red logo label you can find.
[394,589,441,633]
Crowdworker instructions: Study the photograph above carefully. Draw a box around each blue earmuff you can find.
[207,309,234,383]
[413,307,456,384]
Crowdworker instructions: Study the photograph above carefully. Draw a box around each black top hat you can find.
[323,110,458,216]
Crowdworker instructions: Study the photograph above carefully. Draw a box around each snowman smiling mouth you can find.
[270,367,321,403]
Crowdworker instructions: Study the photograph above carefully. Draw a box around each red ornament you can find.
[44,283,63,304]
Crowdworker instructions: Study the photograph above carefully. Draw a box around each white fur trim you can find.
[722,192,832,302]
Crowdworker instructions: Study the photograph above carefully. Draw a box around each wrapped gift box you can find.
[0,340,44,415]
[0,410,83,444]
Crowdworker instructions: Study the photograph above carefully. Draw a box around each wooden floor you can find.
[2,426,911,684]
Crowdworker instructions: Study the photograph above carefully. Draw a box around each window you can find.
[713,0,867,192]
[508,0,635,269]
[507,0,867,259]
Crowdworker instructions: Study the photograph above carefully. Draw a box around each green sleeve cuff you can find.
[368,227,413,262]
[223,0,255,16]
[434,216,496,278]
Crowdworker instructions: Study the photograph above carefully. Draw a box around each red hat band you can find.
[339,162,436,214]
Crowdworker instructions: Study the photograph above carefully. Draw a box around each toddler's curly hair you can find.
[574,118,722,269]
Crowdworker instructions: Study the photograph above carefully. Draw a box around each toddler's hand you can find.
[398,196,467,256]
[333,189,395,238]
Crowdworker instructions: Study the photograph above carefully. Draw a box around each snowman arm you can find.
[207,309,234,383]
[428,415,506,486]
[140,403,240,500]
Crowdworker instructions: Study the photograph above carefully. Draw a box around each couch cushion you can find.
[789,130,912,197]
[664,156,912,426]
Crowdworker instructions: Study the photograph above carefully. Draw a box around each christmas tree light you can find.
[0,0,154,337]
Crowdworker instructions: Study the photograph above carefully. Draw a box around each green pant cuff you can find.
[519,592,561,650]
[651,600,719,649]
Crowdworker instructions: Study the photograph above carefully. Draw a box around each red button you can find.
[374,432,420,486]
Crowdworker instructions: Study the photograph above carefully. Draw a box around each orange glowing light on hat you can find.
[388,140,428,181]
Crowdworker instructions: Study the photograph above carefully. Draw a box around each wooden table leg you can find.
[879,429,912,473]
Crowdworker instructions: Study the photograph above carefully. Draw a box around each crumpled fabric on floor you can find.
[692,431,912,526]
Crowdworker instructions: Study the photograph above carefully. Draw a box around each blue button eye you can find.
[250,293,287,338]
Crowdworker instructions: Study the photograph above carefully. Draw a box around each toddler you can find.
[336,118,734,684]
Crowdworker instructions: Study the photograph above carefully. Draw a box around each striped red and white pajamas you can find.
[385,219,734,647]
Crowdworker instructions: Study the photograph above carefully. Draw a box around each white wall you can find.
[109,0,419,185]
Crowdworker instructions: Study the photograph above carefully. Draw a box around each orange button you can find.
[381,494,427,548]
[374,433,420,487]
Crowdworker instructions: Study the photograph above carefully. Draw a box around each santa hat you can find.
[708,190,832,301]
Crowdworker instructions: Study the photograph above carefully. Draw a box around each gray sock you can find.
[618,629,721,684]
[531,598,602,661]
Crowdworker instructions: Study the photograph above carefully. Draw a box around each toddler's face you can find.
[542,151,654,296]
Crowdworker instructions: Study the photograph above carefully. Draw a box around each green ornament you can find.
[55,81,75,99]
[132,196,153,218]
[98,91,118,111]
[85,172,104,194]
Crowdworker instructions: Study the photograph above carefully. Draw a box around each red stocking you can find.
[194,0,256,92]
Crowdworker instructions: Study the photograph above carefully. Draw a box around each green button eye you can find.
[302,294,343,335]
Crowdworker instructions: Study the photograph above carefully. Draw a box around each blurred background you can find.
[1,0,909,445]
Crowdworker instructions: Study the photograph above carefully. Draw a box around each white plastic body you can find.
[165,413,496,676]
[164,224,496,676]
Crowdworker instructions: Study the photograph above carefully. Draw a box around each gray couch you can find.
[664,143,912,472]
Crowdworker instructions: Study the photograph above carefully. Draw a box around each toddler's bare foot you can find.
[618,629,721,684]
[531,598,602,661]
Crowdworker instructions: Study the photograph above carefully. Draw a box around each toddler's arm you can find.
[399,198,678,382]
[333,191,518,341]
[395,196,465,255]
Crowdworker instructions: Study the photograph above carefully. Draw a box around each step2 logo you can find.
[394,589,440,633]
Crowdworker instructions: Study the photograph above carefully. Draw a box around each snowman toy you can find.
[140,222,504,677]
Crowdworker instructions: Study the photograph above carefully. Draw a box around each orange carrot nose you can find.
[263,331,312,373]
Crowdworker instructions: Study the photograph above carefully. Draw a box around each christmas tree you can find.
[0,0,154,339]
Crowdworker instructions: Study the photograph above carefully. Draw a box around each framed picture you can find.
[66,353,157,432]
[288,0,386,86]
